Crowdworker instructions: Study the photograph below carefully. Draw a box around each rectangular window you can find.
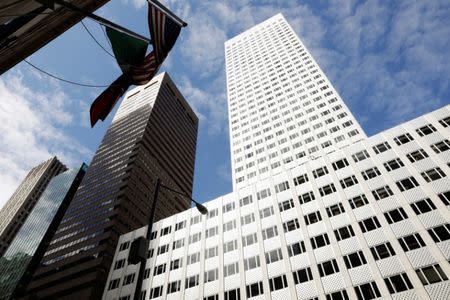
[262,226,279,240]
[326,203,345,217]
[359,216,381,233]
[372,185,394,200]
[384,207,408,224]
[242,233,258,247]
[119,241,130,251]
[269,274,288,291]
[246,281,264,298]
[431,139,450,153]
[343,251,367,269]
[411,198,436,214]
[241,213,255,226]
[224,262,239,277]
[293,173,309,185]
[319,183,337,196]
[108,278,120,290]
[239,195,253,207]
[170,258,182,270]
[189,232,202,244]
[299,191,315,204]
[150,286,163,299]
[244,255,261,271]
[310,233,330,249]
[172,238,185,250]
[421,167,446,182]
[334,225,355,241]
[265,248,283,264]
[157,244,169,255]
[167,280,181,294]
[260,206,275,219]
[283,218,300,232]
[349,194,369,209]
[428,224,450,242]
[439,116,450,127]
[318,259,339,277]
[175,220,186,231]
[384,273,413,294]
[304,211,322,225]
[223,239,238,253]
[205,246,218,259]
[416,264,448,285]
[438,191,450,205]
[352,150,370,162]
[383,158,404,172]
[394,133,414,145]
[160,226,171,236]
[406,148,429,162]
[396,177,420,192]
[207,208,219,219]
[223,202,236,213]
[332,158,349,170]
[275,181,290,193]
[287,241,306,257]
[224,288,240,300]
[313,166,329,178]
[223,220,237,232]
[190,215,202,225]
[398,233,426,251]
[185,274,199,289]
[362,167,382,179]
[257,188,271,200]
[293,267,313,284]
[204,268,219,283]
[416,124,437,136]
[187,252,200,265]
[114,259,125,270]
[354,281,381,300]
[373,141,391,154]
[326,290,349,300]
[340,175,359,188]
[370,242,396,260]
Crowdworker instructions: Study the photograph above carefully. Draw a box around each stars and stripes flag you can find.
[89,1,183,127]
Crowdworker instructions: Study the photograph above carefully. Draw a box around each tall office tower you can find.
[103,14,450,300]
[0,157,67,257]
[25,72,199,299]
[0,163,87,300]
[226,14,365,189]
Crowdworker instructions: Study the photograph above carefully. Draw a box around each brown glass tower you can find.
[0,157,67,257]
[25,73,199,299]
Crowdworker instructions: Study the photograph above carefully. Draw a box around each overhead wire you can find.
[80,20,115,58]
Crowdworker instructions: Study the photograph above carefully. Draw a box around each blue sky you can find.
[0,0,449,209]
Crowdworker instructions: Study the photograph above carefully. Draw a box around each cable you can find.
[24,59,110,88]
[80,20,115,58]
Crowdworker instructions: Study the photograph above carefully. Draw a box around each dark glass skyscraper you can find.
[0,157,66,257]
[0,163,87,300]
[25,72,199,299]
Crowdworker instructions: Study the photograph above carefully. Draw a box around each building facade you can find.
[103,14,450,300]
[0,156,67,257]
[0,163,87,300]
[25,72,199,299]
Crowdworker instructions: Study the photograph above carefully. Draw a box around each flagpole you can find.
[45,0,152,44]
[147,0,187,27]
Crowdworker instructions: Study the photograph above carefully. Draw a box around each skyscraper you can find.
[0,157,67,257]
[102,14,450,300]
[0,163,87,300]
[25,72,199,299]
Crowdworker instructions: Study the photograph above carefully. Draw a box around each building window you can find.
[187,252,200,265]
[370,242,396,260]
[319,183,337,196]
[373,141,391,154]
[246,281,264,298]
[318,259,339,277]
[242,233,258,247]
[299,191,315,204]
[384,207,408,224]
[244,255,261,271]
[157,244,169,255]
[398,233,426,251]
[205,246,218,259]
[304,211,322,225]
[361,167,381,179]
[349,194,369,209]
[354,281,381,300]
[204,268,219,283]
[240,195,253,206]
[326,290,349,300]
[352,150,370,162]
[278,199,294,212]
[421,167,446,182]
[167,280,181,294]
[283,218,300,232]
[439,116,450,127]
[428,224,450,242]
[153,263,166,276]
[340,175,359,189]
[313,166,329,178]
[416,264,448,285]
[257,188,271,200]
[223,240,238,253]
[406,148,429,162]
[394,133,414,145]
[326,203,345,217]
[287,241,306,257]
[224,262,239,277]
[189,232,202,244]
[170,258,182,270]
[431,139,450,153]
[334,225,355,241]
[265,248,283,264]
[293,267,313,284]
[416,124,437,136]
[175,220,186,231]
[204,295,219,300]
[275,181,290,193]
[311,233,330,249]
[383,158,404,171]
[223,220,237,232]
[224,288,241,300]
[359,216,381,233]
[108,278,120,290]
[396,177,420,192]
[384,273,413,294]
[160,226,171,236]
[119,241,130,251]
[185,274,199,289]
[262,226,279,240]
[438,191,450,205]
[372,185,394,200]
[260,206,275,219]
[114,259,125,270]
[150,286,163,299]
[294,173,309,185]
[241,213,256,226]
[172,238,185,250]
[332,158,349,170]
[208,208,219,219]
[269,274,288,291]
[343,251,367,269]
[223,202,236,213]
[190,215,202,225]
[411,198,436,214]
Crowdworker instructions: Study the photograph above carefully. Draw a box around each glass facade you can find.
[0,163,87,299]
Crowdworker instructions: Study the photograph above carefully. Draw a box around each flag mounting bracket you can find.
[39,0,152,44]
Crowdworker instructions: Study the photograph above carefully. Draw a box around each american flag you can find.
[89,1,182,127]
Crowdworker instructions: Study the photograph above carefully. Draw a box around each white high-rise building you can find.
[102,14,450,300]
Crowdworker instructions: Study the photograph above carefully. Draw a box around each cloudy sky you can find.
[0,0,449,209]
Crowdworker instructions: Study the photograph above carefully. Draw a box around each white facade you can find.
[103,14,450,300]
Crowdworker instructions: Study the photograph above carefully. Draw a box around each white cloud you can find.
[0,69,92,209]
